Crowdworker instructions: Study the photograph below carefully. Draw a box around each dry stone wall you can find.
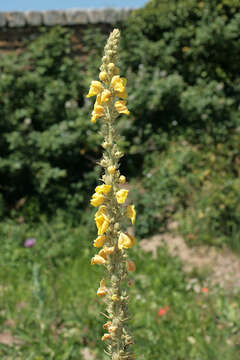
[0,9,132,54]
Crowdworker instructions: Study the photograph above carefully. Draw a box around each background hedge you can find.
[0,0,240,249]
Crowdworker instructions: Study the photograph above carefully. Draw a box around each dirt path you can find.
[139,224,240,293]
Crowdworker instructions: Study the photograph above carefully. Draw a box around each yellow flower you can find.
[95,205,107,218]
[98,246,114,260]
[125,205,136,224]
[101,89,111,103]
[93,235,106,248]
[103,245,114,255]
[95,184,112,195]
[97,278,108,296]
[107,63,115,71]
[94,104,104,117]
[90,112,98,123]
[116,89,128,99]
[93,94,104,116]
[99,71,108,82]
[90,192,105,207]
[116,189,129,204]
[96,214,110,235]
[111,294,119,301]
[119,175,126,184]
[90,94,105,123]
[114,100,130,115]
[107,165,116,175]
[101,333,112,341]
[118,232,136,250]
[111,75,127,93]
[86,81,103,97]
[126,259,136,272]
[98,248,107,260]
[91,254,106,265]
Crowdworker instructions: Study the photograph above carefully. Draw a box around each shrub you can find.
[119,0,240,155]
[0,27,102,219]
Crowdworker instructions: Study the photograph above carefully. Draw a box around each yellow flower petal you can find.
[95,184,112,195]
[95,214,110,235]
[116,89,128,99]
[103,245,114,255]
[101,89,111,103]
[86,81,103,97]
[119,175,126,184]
[118,232,136,250]
[107,166,116,175]
[116,189,129,204]
[95,205,107,219]
[98,248,108,260]
[101,333,112,341]
[90,112,98,123]
[97,278,108,296]
[90,192,105,207]
[93,235,106,248]
[111,75,127,93]
[91,254,106,265]
[125,205,136,224]
[99,71,108,82]
[111,294,119,301]
[114,100,130,115]
[94,106,104,117]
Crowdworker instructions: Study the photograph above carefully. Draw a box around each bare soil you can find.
[139,223,240,293]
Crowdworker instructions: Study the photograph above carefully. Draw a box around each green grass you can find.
[0,217,240,359]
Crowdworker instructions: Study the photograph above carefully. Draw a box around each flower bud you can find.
[99,71,108,82]
[108,165,116,175]
[115,151,123,158]
[119,175,126,184]
[102,56,108,63]
[100,159,108,167]
[108,63,115,71]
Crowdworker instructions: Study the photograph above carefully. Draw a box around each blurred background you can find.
[0,0,240,359]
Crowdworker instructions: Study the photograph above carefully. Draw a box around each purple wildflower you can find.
[24,238,36,248]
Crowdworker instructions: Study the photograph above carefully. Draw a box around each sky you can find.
[0,0,148,11]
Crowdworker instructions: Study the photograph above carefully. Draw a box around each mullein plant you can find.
[86,29,136,360]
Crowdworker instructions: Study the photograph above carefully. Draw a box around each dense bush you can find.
[0,27,103,219]
[119,0,240,153]
[132,129,240,250]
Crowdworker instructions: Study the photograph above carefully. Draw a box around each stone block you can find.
[25,11,43,26]
[65,10,88,25]
[102,8,119,24]
[121,8,134,19]
[7,12,26,27]
[43,11,66,26]
[87,9,104,24]
[0,12,7,27]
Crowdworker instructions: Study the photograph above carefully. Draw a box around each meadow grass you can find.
[0,217,240,359]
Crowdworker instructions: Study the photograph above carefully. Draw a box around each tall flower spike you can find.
[87,28,136,360]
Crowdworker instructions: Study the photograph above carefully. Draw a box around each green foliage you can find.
[119,0,240,156]
[133,130,240,251]
[0,27,101,219]
[1,218,240,359]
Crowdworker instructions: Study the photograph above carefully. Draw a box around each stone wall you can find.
[0,9,133,55]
